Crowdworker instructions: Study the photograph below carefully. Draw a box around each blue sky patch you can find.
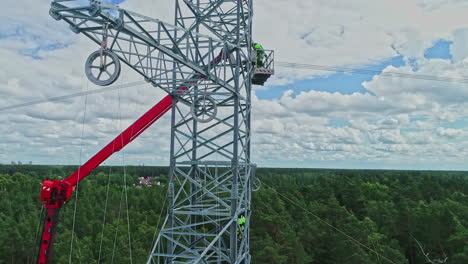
[0,23,71,59]
[440,118,468,129]
[328,119,349,128]
[424,40,452,60]
[257,56,405,100]
[21,42,70,60]
[107,0,126,5]
[0,24,27,40]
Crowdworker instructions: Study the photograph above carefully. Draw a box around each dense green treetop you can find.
[0,165,466,263]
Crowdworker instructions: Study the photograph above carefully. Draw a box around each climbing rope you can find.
[69,78,90,263]
[117,68,134,263]
[149,194,168,253]
[31,206,45,264]
[111,186,125,264]
[98,64,130,261]
[97,167,114,263]
[122,159,134,264]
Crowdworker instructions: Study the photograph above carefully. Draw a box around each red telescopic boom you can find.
[36,49,226,264]
[36,92,175,264]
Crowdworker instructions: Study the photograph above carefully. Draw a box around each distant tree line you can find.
[0,165,466,263]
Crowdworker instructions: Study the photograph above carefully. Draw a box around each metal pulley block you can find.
[85,50,121,86]
[252,178,262,192]
[191,95,218,123]
[84,22,121,86]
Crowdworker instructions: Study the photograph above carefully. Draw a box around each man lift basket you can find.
[251,42,274,86]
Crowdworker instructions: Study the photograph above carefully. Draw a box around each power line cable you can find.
[3,61,468,114]
[276,61,468,84]
[0,80,146,112]
[261,181,401,264]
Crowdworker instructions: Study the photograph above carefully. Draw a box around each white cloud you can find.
[1,0,468,169]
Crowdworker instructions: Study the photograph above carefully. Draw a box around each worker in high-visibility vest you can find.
[237,215,246,239]
[253,42,265,68]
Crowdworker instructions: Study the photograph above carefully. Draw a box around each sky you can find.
[1,0,468,170]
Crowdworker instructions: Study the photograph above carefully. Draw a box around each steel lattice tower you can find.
[48,0,258,263]
[149,1,255,263]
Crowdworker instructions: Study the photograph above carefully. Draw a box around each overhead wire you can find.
[3,61,468,114]
[0,80,146,112]
[276,61,468,84]
[261,181,401,264]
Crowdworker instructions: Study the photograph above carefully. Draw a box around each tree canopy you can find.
[0,165,466,263]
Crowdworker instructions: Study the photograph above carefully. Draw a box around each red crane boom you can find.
[36,49,226,264]
[36,92,175,263]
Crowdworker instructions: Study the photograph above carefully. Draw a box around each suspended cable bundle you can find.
[276,61,468,83]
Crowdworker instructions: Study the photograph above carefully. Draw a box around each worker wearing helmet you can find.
[252,42,266,68]
[237,214,246,240]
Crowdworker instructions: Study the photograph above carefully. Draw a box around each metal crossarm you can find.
[50,0,238,95]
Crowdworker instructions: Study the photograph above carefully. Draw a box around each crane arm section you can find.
[36,92,174,264]
[65,96,172,187]
[50,0,237,95]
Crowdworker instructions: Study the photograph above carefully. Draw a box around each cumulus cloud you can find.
[1,0,468,169]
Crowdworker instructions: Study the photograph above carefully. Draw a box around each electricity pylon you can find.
[148,0,255,263]
[48,0,260,263]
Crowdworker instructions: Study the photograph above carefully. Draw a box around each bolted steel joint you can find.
[69,25,81,34]
[88,3,101,17]
[49,9,62,21]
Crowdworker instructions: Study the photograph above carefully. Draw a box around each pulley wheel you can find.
[252,178,261,192]
[191,95,218,123]
[85,50,121,86]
